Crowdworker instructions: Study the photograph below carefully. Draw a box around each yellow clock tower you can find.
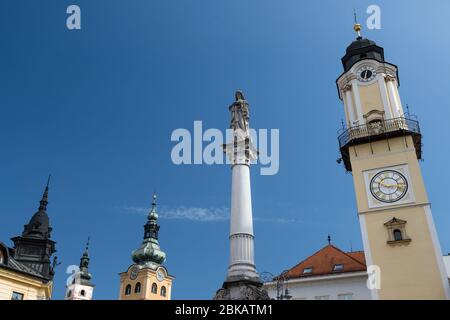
[119,194,174,300]
[336,23,450,300]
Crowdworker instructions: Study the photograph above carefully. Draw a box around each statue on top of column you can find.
[229,90,249,133]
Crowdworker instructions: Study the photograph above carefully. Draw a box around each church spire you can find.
[78,237,92,285]
[22,175,53,239]
[11,177,56,280]
[38,175,51,212]
[131,192,166,269]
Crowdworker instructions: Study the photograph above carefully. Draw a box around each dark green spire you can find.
[78,237,92,285]
[131,193,166,269]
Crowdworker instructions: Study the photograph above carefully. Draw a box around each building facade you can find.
[0,181,57,300]
[264,244,450,300]
[336,23,450,299]
[264,243,371,300]
[119,194,174,300]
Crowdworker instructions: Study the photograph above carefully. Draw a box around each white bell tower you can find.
[65,238,94,300]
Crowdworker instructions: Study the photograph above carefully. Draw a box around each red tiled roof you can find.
[283,245,367,279]
[346,251,366,265]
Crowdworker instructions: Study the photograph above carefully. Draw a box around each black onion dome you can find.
[22,184,52,239]
[341,37,385,72]
[23,210,51,239]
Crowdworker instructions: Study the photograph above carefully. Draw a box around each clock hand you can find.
[380,182,405,187]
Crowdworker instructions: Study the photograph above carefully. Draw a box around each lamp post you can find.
[260,270,292,300]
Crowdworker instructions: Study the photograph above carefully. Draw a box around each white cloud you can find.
[124,206,228,222]
[254,217,303,224]
[123,206,302,224]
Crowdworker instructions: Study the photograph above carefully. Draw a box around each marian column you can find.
[214,91,269,300]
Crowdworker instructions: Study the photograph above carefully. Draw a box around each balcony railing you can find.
[338,117,422,171]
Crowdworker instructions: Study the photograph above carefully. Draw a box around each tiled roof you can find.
[283,245,367,279]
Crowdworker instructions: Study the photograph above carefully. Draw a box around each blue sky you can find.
[1,0,449,299]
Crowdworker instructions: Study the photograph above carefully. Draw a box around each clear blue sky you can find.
[1,0,449,299]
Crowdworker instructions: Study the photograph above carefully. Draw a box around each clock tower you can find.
[119,194,174,300]
[336,23,450,299]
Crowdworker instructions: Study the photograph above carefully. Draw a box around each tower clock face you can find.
[156,268,165,282]
[356,65,376,82]
[130,266,139,280]
[370,170,408,203]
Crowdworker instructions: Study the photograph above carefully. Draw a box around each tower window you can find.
[393,229,403,241]
[151,283,158,294]
[384,217,411,245]
[67,290,72,298]
[161,286,167,297]
[125,284,131,295]
[80,290,86,296]
[135,282,141,294]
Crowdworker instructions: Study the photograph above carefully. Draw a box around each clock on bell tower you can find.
[336,22,450,300]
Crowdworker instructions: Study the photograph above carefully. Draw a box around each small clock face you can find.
[370,170,408,203]
[156,269,165,282]
[130,266,139,280]
[356,65,376,82]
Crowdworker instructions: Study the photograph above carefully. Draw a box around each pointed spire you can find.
[148,192,158,221]
[132,192,166,268]
[38,175,51,212]
[83,236,90,256]
[79,237,92,284]
[353,9,362,39]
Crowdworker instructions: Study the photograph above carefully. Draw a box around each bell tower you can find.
[336,22,450,299]
[118,194,174,300]
[65,238,94,300]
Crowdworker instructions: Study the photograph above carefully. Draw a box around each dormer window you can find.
[303,267,313,274]
[333,264,344,271]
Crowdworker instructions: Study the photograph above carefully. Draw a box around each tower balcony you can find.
[338,117,422,171]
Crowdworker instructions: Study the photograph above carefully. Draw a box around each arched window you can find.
[161,286,167,297]
[67,290,72,298]
[135,282,141,294]
[393,229,403,241]
[125,284,132,295]
[151,283,158,294]
[80,289,86,296]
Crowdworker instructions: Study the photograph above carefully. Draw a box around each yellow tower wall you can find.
[350,137,448,299]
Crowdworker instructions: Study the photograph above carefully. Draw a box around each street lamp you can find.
[260,270,292,300]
